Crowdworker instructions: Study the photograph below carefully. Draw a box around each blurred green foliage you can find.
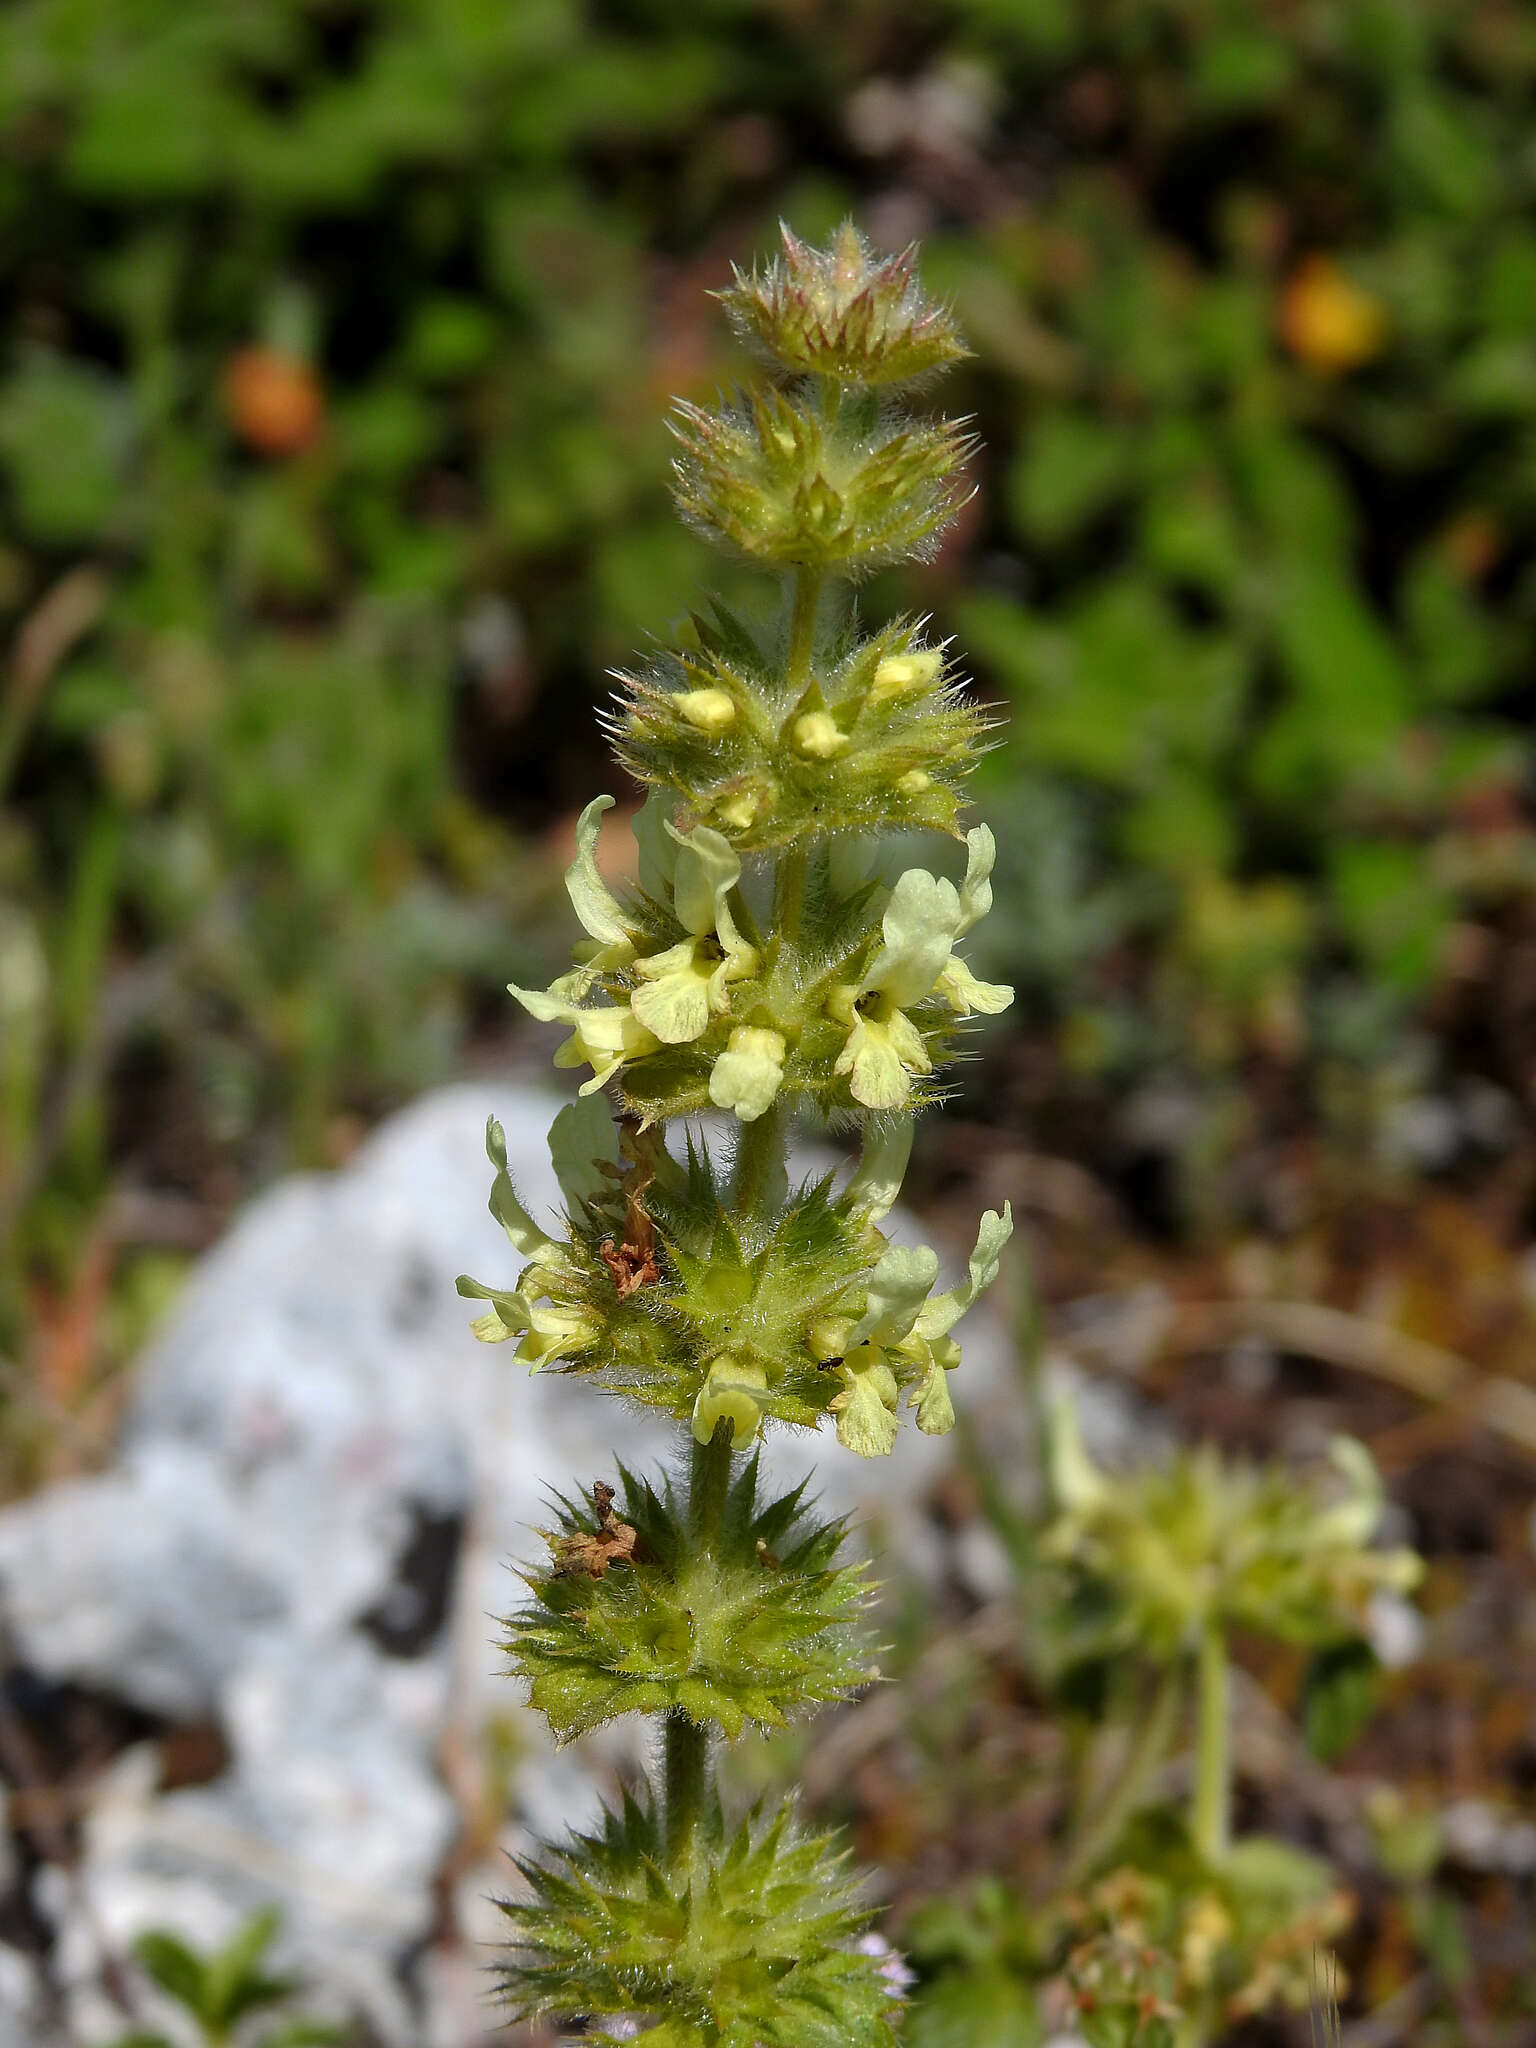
[113,1907,346,2048]
[6,0,1536,1437]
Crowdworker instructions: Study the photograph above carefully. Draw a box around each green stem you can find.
[772,840,808,944]
[689,1419,735,1549]
[1056,1661,1184,1893]
[662,1709,710,1864]
[785,566,823,695]
[1191,1622,1231,1865]
[668,1424,733,1861]
[732,1096,788,1216]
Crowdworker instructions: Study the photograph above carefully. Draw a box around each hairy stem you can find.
[772,841,808,948]
[770,565,823,945]
[662,1708,710,1863]
[785,564,823,693]
[689,1419,735,1548]
[667,1424,734,1861]
[732,1096,788,1217]
[1192,1621,1231,1865]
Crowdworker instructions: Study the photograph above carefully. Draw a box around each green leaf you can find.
[1256,564,1411,807]
[1450,335,1536,417]
[632,788,678,902]
[564,796,630,946]
[403,294,498,381]
[1118,774,1235,880]
[484,1115,554,1256]
[1301,1638,1381,1762]
[1009,409,1134,547]
[1400,550,1501,705]
[548,1093,620,1214]
[1221,1835,1336,1911]
[203,1907,293,2030]
[907,1964,1038,2048]
[1391,87,1497,218]
[1413,1888,1472,1989]
[1139,478,1244,599]
[132,1932,208,2018]
[0,350,133,545]
[1191,31,1295,112]
[1330,840,1449,994]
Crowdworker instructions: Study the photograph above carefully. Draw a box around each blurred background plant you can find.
[111,1908,347,2048]
[5,0,1536,2039]
[8,0,1536,1444]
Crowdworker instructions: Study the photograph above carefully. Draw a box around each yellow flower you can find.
[628,823,759,1045]
[691,1355,769,1446]
[812,1208,1013,1455]
[791,710,848,758]
[708,1026,787,1122]
[1278,254,1388,376]
[674,686,737,733]
[830,828,1011,1110]
[508,814,759,1083]
[868,648,942,705]
[547,1000,662,1092]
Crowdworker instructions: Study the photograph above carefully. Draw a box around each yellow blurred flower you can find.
[1277,254,1387,375]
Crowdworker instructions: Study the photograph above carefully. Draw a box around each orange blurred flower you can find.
[223,346,324,455]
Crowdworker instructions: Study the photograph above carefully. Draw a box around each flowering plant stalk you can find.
[459,225,1012,2045]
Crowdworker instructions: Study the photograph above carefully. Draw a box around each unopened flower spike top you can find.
[459,222,1012,2047]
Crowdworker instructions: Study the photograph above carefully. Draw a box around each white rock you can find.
[1365,1590,1425,1672]
[0,1942,49,2048]
[0,1080,1129,2040]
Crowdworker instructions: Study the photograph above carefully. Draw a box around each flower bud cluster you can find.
[671,384,975,573]
[618,612,990,847]
[717,221,971,387]
[1062,1860,1351,2043]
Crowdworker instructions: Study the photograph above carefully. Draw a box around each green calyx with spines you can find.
[467,225,1008,2043]
[509,1457,872,1741]
[500,1789,899,2048]
[460,1108,1011,1454]
[616,607,992,848]
[1042,1405,1424,1668]
[670,383,974,573]
[717,220,972,389]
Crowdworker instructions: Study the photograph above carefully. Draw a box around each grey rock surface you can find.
[0,1081,1120,2043]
